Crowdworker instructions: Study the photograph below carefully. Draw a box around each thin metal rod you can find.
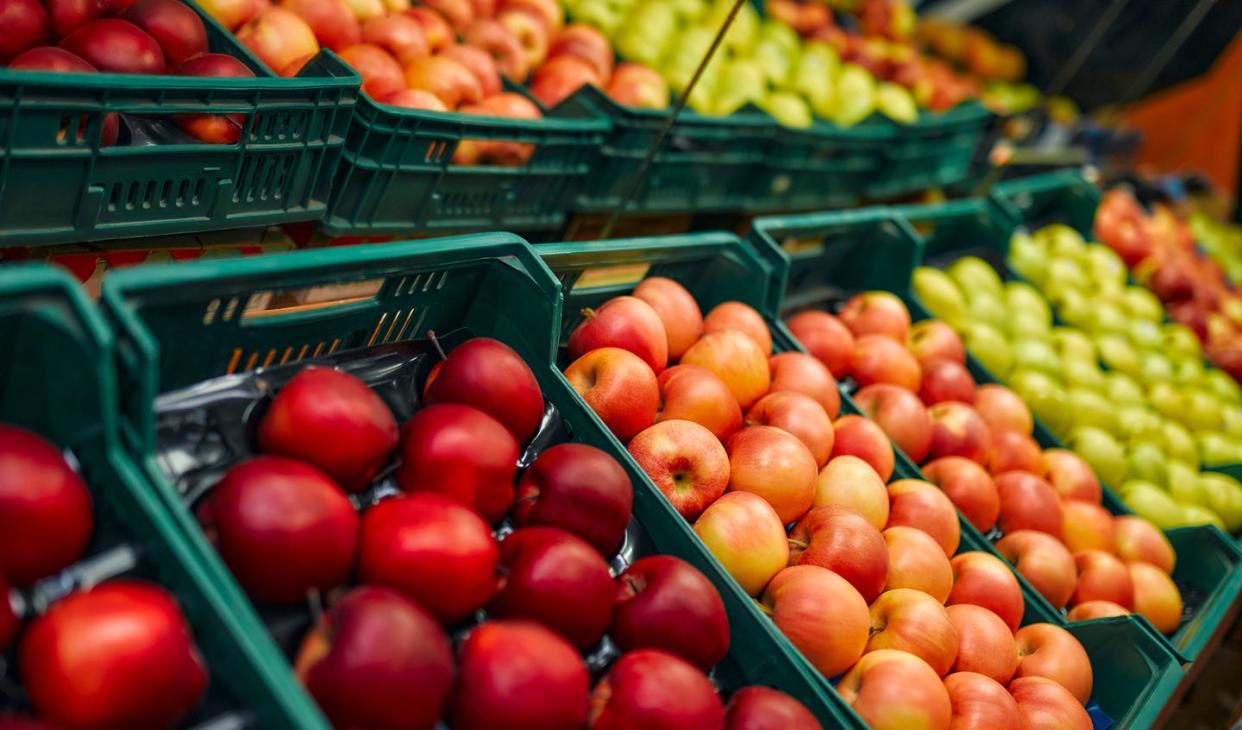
[598,0,747,240]
[1121,0,1218,104]
[1046,0,1130,96]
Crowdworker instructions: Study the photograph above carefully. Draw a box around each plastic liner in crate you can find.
[869,102,993,199]
[0,4,358,248]
[320,87,609,237]
[749,201,1242,667]
[100,233,856,728]
[0,266,327,729]
[751,118,894,214]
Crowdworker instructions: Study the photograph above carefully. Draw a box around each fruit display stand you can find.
[536,231,1183,728]
[0,265,327,728]
[0,4,359,248]
[869,101,993,201]
[98,233,858,728]
[746,201,1242,669]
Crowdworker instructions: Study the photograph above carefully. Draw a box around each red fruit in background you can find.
[174,52,255,143]
[922,456,999,532]
[46,0,96,42]
[530,53,599,107]
[122,0,206,65]
[568,296,668,375]
[296,586,453,730]
[918,359,976,405]
[926,401,991,464]
[787,310,854,378]
[450,620,590,730]
[1043,449,1101,503]
[830,414,895,481]
[361,13,427,65]
[788,504,888,602]
[394,403,518,522]
[9,45,92,70]
[632,276,704,360]
[358,492,498,625]
[0,425,93,587]
[850,334,921,390]
[547,23,612,81]
[257,366,397,493]
[0,0,48,63]
[611,556,730,670]
[462,17,528,81]
[704,301,773,356]
[853,382,933,463]
[60,19,166,74]
[237,7,319,77]
[201,456,358,604]
[907,320,965,367]
[513,443,633,556]
[995,471,1063,537]
[589,649,725,730]
[490,528,614,648]
[424,338,545,442]
[973,383,1032,435]
[768,352,841,419]
[406,53,483,107]
[839,291,911,341]
[441,43,502,96]
[606,61,669,109]
[20,582,207,730]
[406,6,453,51]
[382,88,448,110]
[281,0,359,52]
[424,0,474,30]
[340,43,406,99]
[724,686,821,730]
[988,429,1044,476]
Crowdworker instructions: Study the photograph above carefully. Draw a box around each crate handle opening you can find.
[571,263,651,291]
[240,278,385,322]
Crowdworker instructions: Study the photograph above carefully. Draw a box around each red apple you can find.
[724,686,820,730]
[499,0,560,31]
[850,334,921,391]
[1009,676,1092,730]
[727,425,817,524]
[1067,600,1130,621]
[0,713,54,729]
[630,419,728,518]
[20,582,207,730]
[853,383,933,462]
[462,17,528,81]
[695,492,789,596]
[766,0,832,34]
[280,0,358,52]
[657,364,742,441]
[1113,516,1175,574]
[46,0,97,41]
[927,401,991,464]
[0,425,93,587]
[358,492,498,625]
[907,320,965,367]
[547,22,612,81]
[382,87,449,110]
[1128,561,1183,634]
[9,45,94,71]
[605,61,668,109]
[839,291,911,341]
[1013,623,1094,703]
[838,650,952,728]
[829,416,895,483]
[866,588,957,676]
[789,504,888,602]
[394,403,517,522]
[704,301,772,356]
[0,0,48,63]
[201,456,357,604]
[813,454,888,528]
[973,384,1033,435]
[948,551,1025,633]
[361,12,428,65]
[947,604,1018,683]
[490,527,614,649]
[632,276,703,360]
[60,18,165,73]
[768,352,841,419]
[746,391,834,466]
[995,471,1062,537]
[681,330,771,409]
[762,565,870,677]
[1042,449,1102,504]
[442,42,502,96]
[943,672,1021,730]
[589,649,724,730]
[787,310,854,378]
[988,429,1044,477]
[568,296,668,374]
[565,347,659,443]
[237,8,319,76]
[996,531,1077,610]
[174,53,255,144]
[423,0,473,30]
[406,6,452,51]
[405,54,483,107]
[450,620,589,730]
[196,0,259,30]
[919,360,976,406]
[611,555,729,670]
[296,586,453,730]
[512,443,632,556]
[122,0,206,65]
[425,337,545,443]
[498,8,548,72]
[341,42,407,98]
[883,526,953,603]
[258,366,397,493]
[922,456,999,532]
[529,52,598,107]
[1061,501,1114,554]
[886,479,960,556]
[454,93,541,163]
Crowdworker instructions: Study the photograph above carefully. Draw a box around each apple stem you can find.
[580,307,597,320]
[787,538,808,550]
[427,330,447,361]
[754,600,774,617]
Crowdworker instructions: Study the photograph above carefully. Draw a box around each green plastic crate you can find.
[0,265,325,728]
[869,102,992,199]
[0,4,358,248]
[537,230,1184,728]
[749,202,1242,665]
[751,118,893,214]
[990,168,1102,236]
[99,233,856,729]
[320,86,609,237]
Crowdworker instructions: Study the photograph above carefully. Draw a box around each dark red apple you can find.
[174,53,255,143]
[296,586,453,730]
[258,366,398,493]
[19,581,207,730]
[0,424,93,587]
[424,337,546,443]
[490,527,614,649]
[918,360,976,405]
[512,443,632,556]
[9,45,94,70]
[0,0,48,63]
[611,555,729,670]
[0,714,56,730]
[450,620,590,730]
[725,686,821,730]
[60,19,166,74]
[358,492,498,625]
[589,649,725,729]
[123,0,206,65]
[200,456,359,604]
[46,0,97,41]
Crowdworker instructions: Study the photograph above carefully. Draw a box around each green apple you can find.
[1172,355,1205,385]
[1034,224,1086,260]
[756,18,799,55]
[713,59,767,116]
[758,91,812,128]
[964,322,1014,378]
[1045,257,1090,294]
[1126,319,1163,351]
[830,64,877,127]
[1005,281,1052,326]
[1007,311,1052,342]
[1007,233,1049,285]
[1104,372,1147,408]
[876,82,918,124]
[574,0,630,35]
[1068,426,1128,487]
[1052,328,1097,363]
[753,40,798,87]
[662,25,716,95]
[1083,244,1127,288]
[1062,358,1105,391]
[1222,406,1242,439]
[789,41,838,113]
[616,2,678,66]
[1116,405,1163,444]
[1182,388,1224,433]
[1095,334,1141,376]
[1123,287,1164,322]
[1163,323,1203,360]
[1011,340,1062,380]
[1203,368,1242,404]
[1118,480,1183,529]
[704,0,757,53]
[966,292,1009,332]
[1161,419,1200,465]
[912,267,966,326]
[1199,472,1242,532]
[947,256,1004,300]
[1046,285,1093,330]
[1010,369,1071,436]
[1126,440,1168,487]
[1166,459,1205,503]
[667,0,704,21]
[1087,301,1129,335]
[1137,352,1174,385]
[1148,382,1187,423]
[1197,431,1242,467]
[1174,504,1226,530]
[1069,387,1117,434]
